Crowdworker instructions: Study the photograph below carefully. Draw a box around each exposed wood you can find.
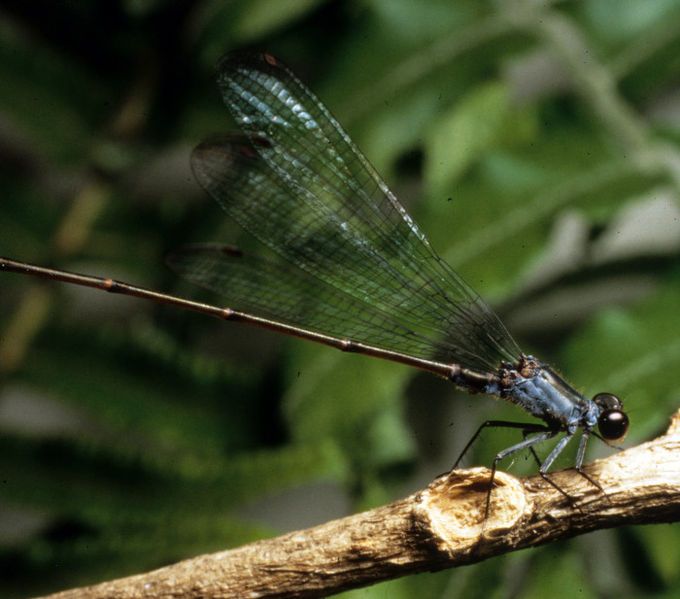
[43,410,680,599]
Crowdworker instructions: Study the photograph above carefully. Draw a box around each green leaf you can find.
[282,343,416,469]
[635,524,680,587]
[420,122,654,300]
[522,544,597,599]
[366,0,480,44]
[0,432,348,519]
[231,0,325,41]
[20,348,235,458]
[339,569,452,599]
[581,0,680,44]
[0,20,104,163]
[196,0,326,65]
[424,82,537,195]
[355,86,440,176]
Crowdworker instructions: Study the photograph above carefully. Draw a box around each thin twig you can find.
[43,410,680,599]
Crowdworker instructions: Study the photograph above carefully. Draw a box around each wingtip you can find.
[216,50,282,75]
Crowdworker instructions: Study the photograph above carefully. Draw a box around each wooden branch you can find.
[44,410,680,599]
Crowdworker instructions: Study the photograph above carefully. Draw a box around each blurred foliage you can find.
[0,0,679,597]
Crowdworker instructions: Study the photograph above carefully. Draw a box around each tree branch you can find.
[44,410,680,599]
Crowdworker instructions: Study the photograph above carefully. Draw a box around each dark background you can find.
[1,1,679,597]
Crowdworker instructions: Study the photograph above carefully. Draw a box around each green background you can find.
[1,1,679,597]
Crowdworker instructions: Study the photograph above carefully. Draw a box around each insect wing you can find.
[186,53,521,372]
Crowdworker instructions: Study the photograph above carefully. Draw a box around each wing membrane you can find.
[185,53,520,372]
[167,243,455,363]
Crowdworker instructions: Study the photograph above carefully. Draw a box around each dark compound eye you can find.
[593,392,629,441]
[598,410,629,440]
[593,392,622,411]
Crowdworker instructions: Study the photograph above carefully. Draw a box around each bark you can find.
[43,410,680,599]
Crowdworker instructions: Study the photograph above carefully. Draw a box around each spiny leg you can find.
[485,430,557,519]
[533,431,609,507]
[540,432,573,473]
[521,429,544,468]
[522,430,574,504]
[453,420,550,470]
[574,430,610,500]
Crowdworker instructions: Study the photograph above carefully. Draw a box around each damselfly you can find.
[0,53,628,512]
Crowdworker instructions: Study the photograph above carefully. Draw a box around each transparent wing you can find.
[167,243,455,363]
[184,53,521,372]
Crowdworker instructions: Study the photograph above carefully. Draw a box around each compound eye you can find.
[598,409,629,441]
[593,392,622,411]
